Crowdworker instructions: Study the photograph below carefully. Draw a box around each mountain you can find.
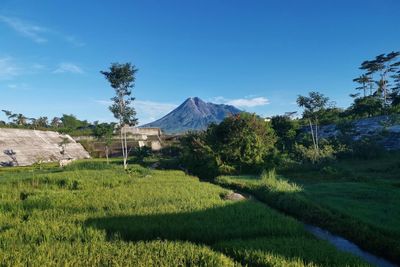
[141,97,241,134]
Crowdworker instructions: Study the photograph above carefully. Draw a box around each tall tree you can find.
[297,91,329,156]
[50,117,62,128]
[353,74,372,97]
[15,114,27,126]
[390,69,400,106]
[271,114,299,153]
[36,117,49,128]
[101,63,138,170]
[359,51,400,106]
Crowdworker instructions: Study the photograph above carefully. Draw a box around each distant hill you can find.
[141,97,241,134]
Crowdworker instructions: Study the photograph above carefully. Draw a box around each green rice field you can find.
[0,160,368,266]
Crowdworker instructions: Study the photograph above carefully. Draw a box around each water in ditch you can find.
[305,225,398,267]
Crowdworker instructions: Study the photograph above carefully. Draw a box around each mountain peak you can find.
[142,97,241,134]
[185,96,203,104]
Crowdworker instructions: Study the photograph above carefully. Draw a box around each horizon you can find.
[1,0,400,124]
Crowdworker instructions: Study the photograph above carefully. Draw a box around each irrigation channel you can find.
[304,225,397,267]
[226,190,398,267]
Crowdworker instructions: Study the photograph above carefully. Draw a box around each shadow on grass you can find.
[85,201,302,245]
[85,200,368,266]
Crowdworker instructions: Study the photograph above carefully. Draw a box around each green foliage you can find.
[347,96,384,118]
[0,111,94,136]
[271,115,299,153]
[297,92,330,120]
[293,142,335,164]
[316,107,345,125]
[64,160,117,171]
[208,113,277,173]
[0,160,368,266]
[131,146,153,163]
[125,164,151,177]
[180,132,219,179]
[351,137,385,159]
[101,62,138,126]
[329,123,386,160]
[93,122,115,140]
[59,114,90,133]
[356,51,400,107]
[180,114,277,179]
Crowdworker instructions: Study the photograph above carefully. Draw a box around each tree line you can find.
[1,51,398,172]
[177,51,400,178]
[0,112,103,135]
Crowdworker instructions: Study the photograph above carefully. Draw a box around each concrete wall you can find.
[126,127,161,136]
[0,128,90,167]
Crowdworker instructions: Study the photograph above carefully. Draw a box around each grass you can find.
[0,159,368,266]
[280,153,400,239]
[215,154,400,264]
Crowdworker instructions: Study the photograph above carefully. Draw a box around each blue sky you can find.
[1,0,399,124]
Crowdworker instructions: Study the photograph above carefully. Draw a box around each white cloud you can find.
[0,57,20,79]
[0,57,48,80]
[63,35,85,47]
[212,96,270,108]
[135,100,177,124]
[53,63,84,74]
[6,83,30,90]
[95,100,112,105]
[95,99,177,124]
[0,15,48,43]
[31,63,46,70]
[0,15,84,46]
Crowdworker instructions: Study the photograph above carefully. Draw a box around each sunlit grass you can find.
[215,165,400,264]
[0,160,368,266]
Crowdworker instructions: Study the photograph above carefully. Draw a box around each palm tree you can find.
[360,52,400,106]
[1,110,17,124]
[50,117,61,128]
[29,118,38,129]
[15,114,27,126]
[37,117,49,128]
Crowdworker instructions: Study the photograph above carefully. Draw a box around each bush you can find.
[352,137,385,159]
[158,158,181,170]
[160,144,182,158]
[179,133,219,179]
[64,160,115,171]
[294,142,335,164]
[180,113,277,179]
[126,164,152,177]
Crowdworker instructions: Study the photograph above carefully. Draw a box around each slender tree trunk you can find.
[369,78,373,96]
[118,90,128,170]
[120,127,126,169]
[381,73,387,107]
[105,146,109,164]
[309,119,317,153]
[363,83,366,97]
[124,130,128,170]
[315,118,319,153]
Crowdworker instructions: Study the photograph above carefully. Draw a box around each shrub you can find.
[131,146,153,163]
[180,113,277,178]
[352,137,385,159]
[179,133,219,179]
[294,142,335,164]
